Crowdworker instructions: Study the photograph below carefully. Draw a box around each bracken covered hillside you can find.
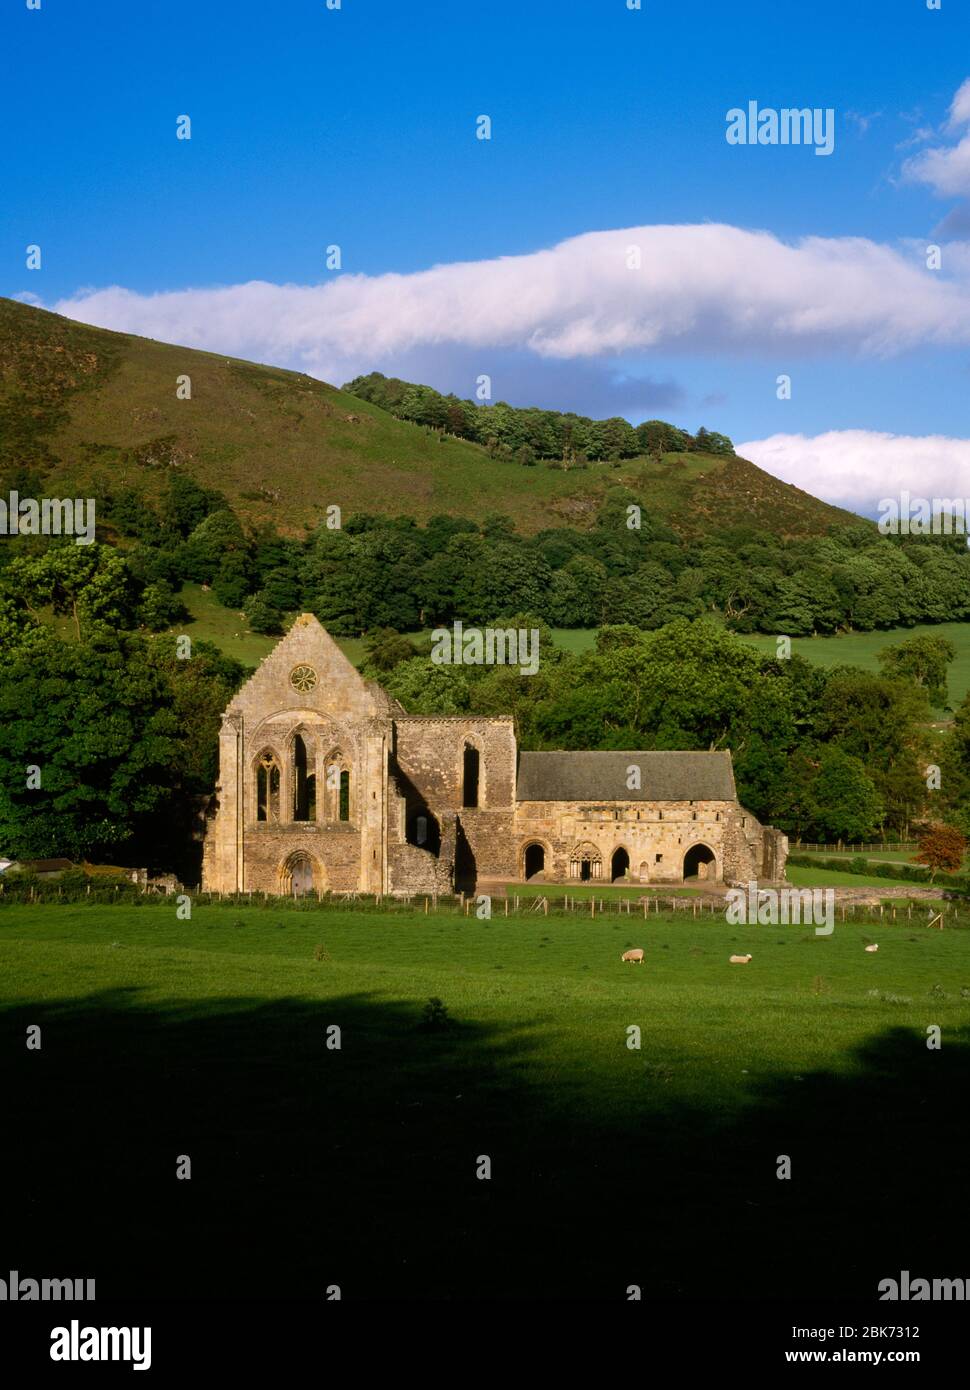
[0,298,860,538]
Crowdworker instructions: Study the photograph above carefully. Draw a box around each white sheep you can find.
[865,943,879,953]
[729,954,753,964]
[621,948,645,964]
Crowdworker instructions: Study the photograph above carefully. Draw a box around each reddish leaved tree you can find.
[915,823,967,882]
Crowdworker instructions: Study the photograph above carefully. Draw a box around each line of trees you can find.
[343,372,734,464]
[2,538,969,855]
[91,477,970,638]
[365,619,970,846]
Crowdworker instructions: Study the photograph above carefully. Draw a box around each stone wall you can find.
[511,798,785,884]
[390,716,518,890]
[242,823,361,894]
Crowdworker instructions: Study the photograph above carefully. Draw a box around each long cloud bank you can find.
[49,222,970,386]
[736,430,970,516]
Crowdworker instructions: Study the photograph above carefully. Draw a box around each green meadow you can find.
[3,901,968,1300]
[741,621,970,711]
[171,587,970,717]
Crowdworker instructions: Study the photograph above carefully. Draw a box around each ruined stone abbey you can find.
[201,615,788,896]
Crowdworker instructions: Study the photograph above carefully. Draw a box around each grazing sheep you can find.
[729,953,753,964]
[621,948,645,964]
[865,943,879,953]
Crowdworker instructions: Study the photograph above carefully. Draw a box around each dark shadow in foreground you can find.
[1,989,967,1300]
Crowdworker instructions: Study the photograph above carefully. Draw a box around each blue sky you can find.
[3,0,970,510]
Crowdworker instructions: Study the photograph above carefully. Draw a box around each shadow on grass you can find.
[2,988,968,1300]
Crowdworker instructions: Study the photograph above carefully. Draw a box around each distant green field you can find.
[2,900,969,1299]
[174,594,601,671]
[784,864,939,890]
[741,622,970,711]
[172,596,970,712]
[175,584,366,668]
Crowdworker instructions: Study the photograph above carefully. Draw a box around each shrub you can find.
[419,997,453,1032]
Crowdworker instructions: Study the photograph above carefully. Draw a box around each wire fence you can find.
[794,842,917,854]
[1,881,967,927]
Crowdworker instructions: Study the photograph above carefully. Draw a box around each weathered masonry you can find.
[201,615,788,895]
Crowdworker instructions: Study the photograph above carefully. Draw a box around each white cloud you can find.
[946,77,970,132]
[49,222,970,385]
[903,134,970,197]
[736,430,970,515]
[846,109,882,136]
[902,76,970,196]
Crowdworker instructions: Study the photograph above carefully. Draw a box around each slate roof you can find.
[515,751,737,803]
[12,857,75,873]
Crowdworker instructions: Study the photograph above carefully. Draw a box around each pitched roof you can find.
[515,751,737,803]
[14,857,75,873]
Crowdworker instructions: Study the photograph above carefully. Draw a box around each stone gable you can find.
[226,612,400,725]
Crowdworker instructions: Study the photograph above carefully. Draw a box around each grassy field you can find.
[174,588,599,671]
[175,584,366,668]
[3,900,968,1300]
[742,621,970,710]
[172,588,970,717]
[783,863,940,890]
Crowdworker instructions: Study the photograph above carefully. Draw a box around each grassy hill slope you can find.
[0,297,861,538]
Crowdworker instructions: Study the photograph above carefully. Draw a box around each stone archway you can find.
[611,847,630,882]
[454,820,477,894]
[281,851,319,897]
[523,842,545,880]
[569,842,603,882]
[683,843,716,882]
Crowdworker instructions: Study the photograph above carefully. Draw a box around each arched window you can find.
[407,807,441,855]
[293,734,314,822]
[325,750,351,823]
[256,751,281,822]
[463,744,480,808]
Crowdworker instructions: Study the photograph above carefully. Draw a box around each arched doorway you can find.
[283,852,315,897]
[454,820,477,893]
[611,847,630,882]
[569,843,602,882]
[683,843,716,881]
[524,843,545,880]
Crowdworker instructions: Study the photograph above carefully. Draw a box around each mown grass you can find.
[2,901,968,1300]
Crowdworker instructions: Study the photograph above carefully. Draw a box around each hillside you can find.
[0,298,860,538]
